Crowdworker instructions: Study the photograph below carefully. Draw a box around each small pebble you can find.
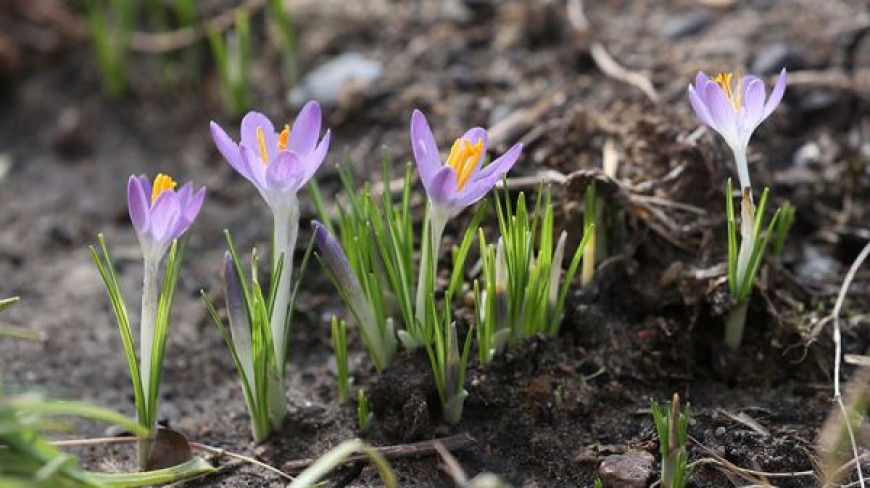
[715,426,726,436]
[662,11,711,40]
[750,43,802,75]
[598,450,654,488]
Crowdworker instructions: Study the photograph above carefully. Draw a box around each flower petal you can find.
[149,190,180,245]
[410,110,442,191]
[239,144,268,190]
[450,175,495,208]
[476,143,522,180]
[127,175,150,234]
[688,84,715,127]
[703,81,740,146]
[304,129,331,182]
[266,151,305,193]
[694,71,710,93]
[288,101,322,156]
[428,166,458,207]
[240,111,278,164]
[210,121,249,179]
[740,78,766,130]
[762,68,787,119]
[137,174,152,199]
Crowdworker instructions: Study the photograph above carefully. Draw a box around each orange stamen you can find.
[714,71,743,113]
[278,124,290,151]
[151,173,177,204]
[446,138,484,190]
[257,127,269,164]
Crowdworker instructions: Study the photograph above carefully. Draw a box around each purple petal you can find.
[149,190,180,245]
[288,101,322,156]
[762,68,787,119]
[428,166,458,207]
[688,84,715,127]
[304,130,331,182]
[182,186,206,225]
[239,144,268,189]
[476,143,522,180]
[703,81,739,144]
[137,174,152,199]
[127,175,150,234]
[450,176,495,208]
[266,151,305,192]
[694,72,710,93]
[240,111,278,164]
[741,78,766,129]
[410,110,442,191]
[209,121,250,179]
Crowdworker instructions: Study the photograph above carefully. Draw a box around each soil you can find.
[2,0,870,487]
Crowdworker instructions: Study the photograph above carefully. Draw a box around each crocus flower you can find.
[410,109,523,334]
[209,101,331,212]
[312,220,396,371]
[410,109,522,219]
[210,102,332,379]
[687,69,787,191]
[127,173,205,262]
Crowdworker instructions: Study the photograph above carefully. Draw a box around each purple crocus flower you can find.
[127,173,205,261]
[687,69,787,191]
[209,101,331,211]
[410,109,522,218]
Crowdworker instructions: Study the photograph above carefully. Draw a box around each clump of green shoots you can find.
[208,10,252,116]
[357,389,372,434]
[86,0,134,97]
[202,232,314,442]
[651,394,690,488]
[724,179,782,349]
[332,316,350,404]
[772,200,795,257]
[475,187,591,365]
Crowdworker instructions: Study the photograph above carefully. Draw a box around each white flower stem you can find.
[270,198,299,373]
[139,257,159,422]
[414,205,448,345]
[733,148,752,196]
[724,299,749,350]
[138,256,159,467]
[267,198,298,430]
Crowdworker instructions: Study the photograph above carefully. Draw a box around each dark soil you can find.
[2,0,870,486]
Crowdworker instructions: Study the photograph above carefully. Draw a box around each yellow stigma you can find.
[256,126,269,164]
[278,124,290,151]
[714,71,743,113]
[446,138,484,190]
[151,173,177,204]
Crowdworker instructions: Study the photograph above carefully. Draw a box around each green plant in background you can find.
[651,394,690,488]
[581,181,597,286]
[724,179,781,349]
[475,187,591,365]
[0,297,41,340]
[202,232,314,442]
[266,0,298,86]
[357,389,372,434]
[331,316,350,404]
[86,0,134,97]
[772,200,795,257]
[208,10,252,116]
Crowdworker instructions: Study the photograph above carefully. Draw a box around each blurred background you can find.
[1,0,869,485]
